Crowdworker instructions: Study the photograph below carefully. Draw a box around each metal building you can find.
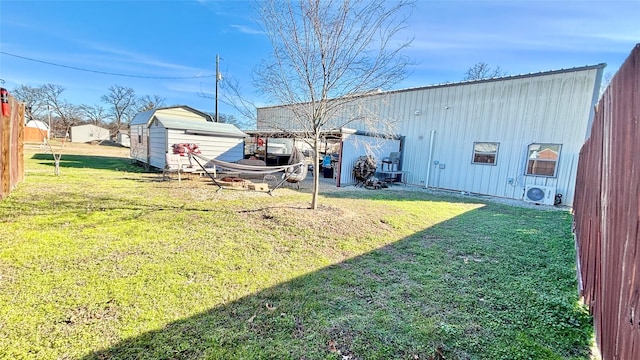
[257,64,605,205]
[69,124,110,143]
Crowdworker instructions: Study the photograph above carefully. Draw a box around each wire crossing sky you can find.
[1,0,638,118]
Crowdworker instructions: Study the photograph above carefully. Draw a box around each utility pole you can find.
[48,105,51,140]
[215,54,221,123]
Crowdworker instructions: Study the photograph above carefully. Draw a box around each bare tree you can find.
[40,84,82,136]
[137,94,166,112]
[464,62,507,80]
[12,85,45,121]
[37,84,83,175]
[101,85,137,132]
[254,0,414,209]
[80,104,107,126]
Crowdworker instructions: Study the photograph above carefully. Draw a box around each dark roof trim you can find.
[183,129,247,138]
[245,128,402,140]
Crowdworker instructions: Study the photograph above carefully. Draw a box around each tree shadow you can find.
[81,205,592,360]
[30,154,151,173]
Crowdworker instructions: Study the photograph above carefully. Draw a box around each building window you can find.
[526,143,561,177]
[137,127,143,143]
[472,142,499,165]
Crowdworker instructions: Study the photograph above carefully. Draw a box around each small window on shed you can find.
[137,126,143,143]
[472,142,499,165]
[526,143,561,177]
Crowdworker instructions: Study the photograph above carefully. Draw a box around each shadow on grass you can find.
[30,153,151,173]
[82,205,592,360]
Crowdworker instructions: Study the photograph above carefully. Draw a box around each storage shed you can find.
[257,64,605,205]
[24,120,49,142]
[69,124,110,143]
[129,106,247,170]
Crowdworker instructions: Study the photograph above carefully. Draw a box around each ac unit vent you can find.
[524,185,556,205]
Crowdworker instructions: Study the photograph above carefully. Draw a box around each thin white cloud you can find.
[83,43,208,73]
[230,24,264,35]
[406,0,639,56]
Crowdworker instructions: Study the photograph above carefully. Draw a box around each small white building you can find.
[129,106,247,169]
[116,130,130,147]
[257,64,605,206]
[69,124,110,143]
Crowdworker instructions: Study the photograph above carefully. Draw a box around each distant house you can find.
[69,124,110,143]
[257,64,605,205]
[129,105,247,169]
[116,130,130,147]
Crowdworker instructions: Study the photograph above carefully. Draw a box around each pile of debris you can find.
[352,156,383,189]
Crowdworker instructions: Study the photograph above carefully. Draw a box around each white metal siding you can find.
[69,124,110,143]
[129,124,148,163]
[149,123,168,169]
[257,67,601,204]
[148,126,245,170]
[397,70,599,205]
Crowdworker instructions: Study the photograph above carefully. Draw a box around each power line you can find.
[0,51,215,80]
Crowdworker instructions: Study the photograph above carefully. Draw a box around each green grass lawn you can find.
[0,150,592,359]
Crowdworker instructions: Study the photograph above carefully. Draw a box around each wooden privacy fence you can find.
[0,89,25,200]
[573,43,639,359]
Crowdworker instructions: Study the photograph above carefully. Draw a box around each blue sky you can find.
[1,0,638,119]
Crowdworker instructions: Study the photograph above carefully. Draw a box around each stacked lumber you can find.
[214,177,269,192]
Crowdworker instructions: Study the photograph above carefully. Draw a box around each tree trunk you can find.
[54,159,60,176]
[311,136,321,210]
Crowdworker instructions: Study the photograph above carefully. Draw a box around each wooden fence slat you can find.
[0,94,25,200]
[574,43,640,360]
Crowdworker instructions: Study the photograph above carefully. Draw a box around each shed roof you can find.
[26,120,49,130]
[156,115,247,138]
[130,105,213,126]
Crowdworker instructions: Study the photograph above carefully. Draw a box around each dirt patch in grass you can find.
[237,201,398,240]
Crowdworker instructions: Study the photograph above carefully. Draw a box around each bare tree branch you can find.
[137,94,166,112]
[464,62,507,80]
[11,85,46,121]
[80,104,107,126]
[40,84,82,136]
[254,0,414,209]
[101,85,138,132]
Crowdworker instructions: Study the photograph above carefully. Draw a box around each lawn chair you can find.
[381,152,400,171]
[163,153,195,182]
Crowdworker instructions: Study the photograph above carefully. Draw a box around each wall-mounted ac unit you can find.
[524,185,556,205]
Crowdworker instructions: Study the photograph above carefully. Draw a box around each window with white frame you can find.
[472,142,499,165]
[526,143,561,177]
